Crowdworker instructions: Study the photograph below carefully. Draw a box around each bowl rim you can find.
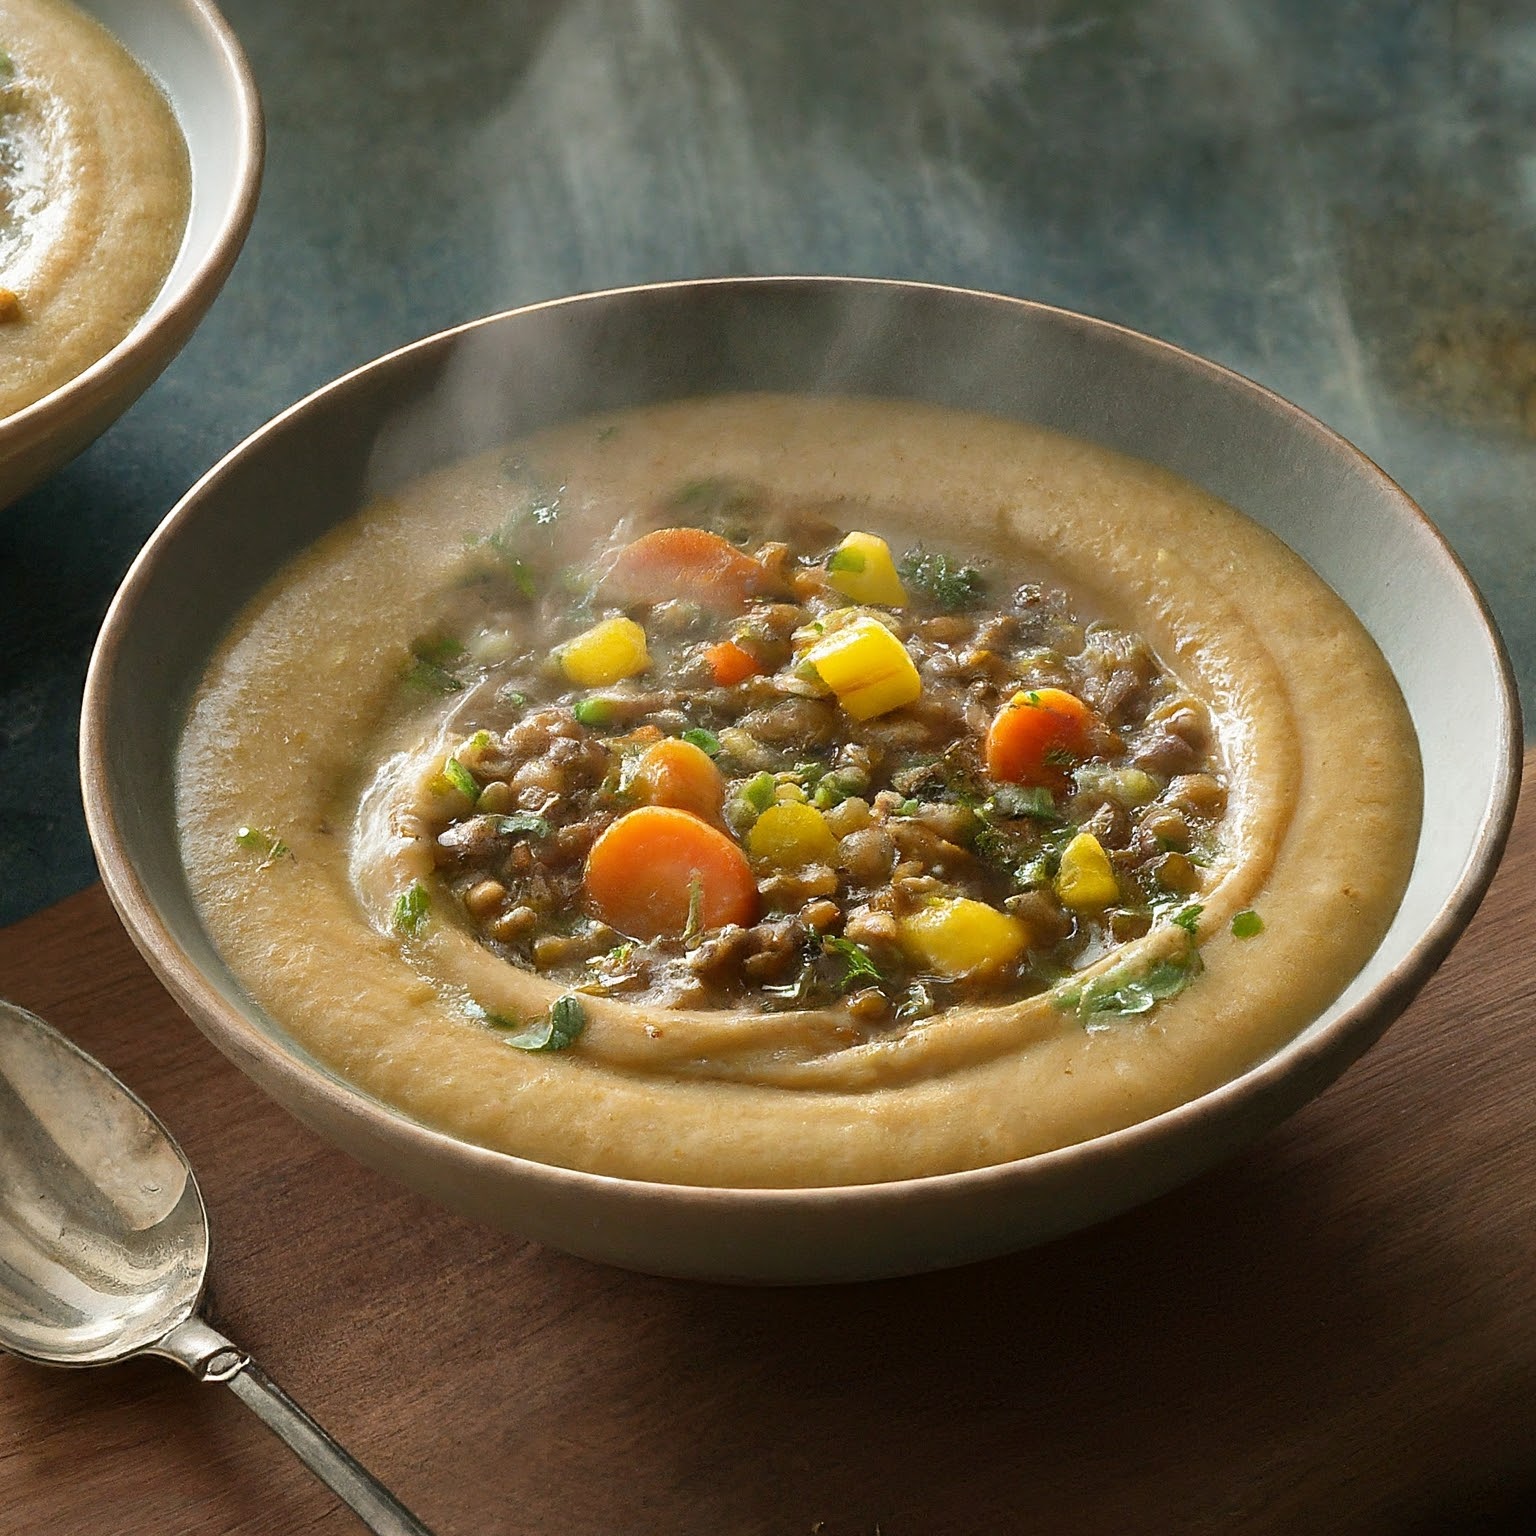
[81,275,1525,1208]
[0,0,265,451]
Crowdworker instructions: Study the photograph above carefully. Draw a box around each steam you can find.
[455,0,1103,293]
[428,0,1536,693]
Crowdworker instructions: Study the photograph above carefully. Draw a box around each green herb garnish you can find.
[392,881,430,935]
[497,813,550,840]
[505,556,537,598]
[985,785,1059,823]
[1172,904,1203,937]
[812,776,848,811]
[742,772,777,813]
[826,546,866,574]
[438,756,479,802]
[682,727,722,757]
[499,995,588,1053]
[234,825,289,868]
[464,729,495,754]
[1058,945,1203,1022]
[898,546,985,610]
[822,936,883,991]
[593,941,634,969]
[1231,909,1264,938]
[404,658,464,694]
[573,697,616,728]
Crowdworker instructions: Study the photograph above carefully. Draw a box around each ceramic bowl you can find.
[0,0,263,507]
[81,279,1522,1283]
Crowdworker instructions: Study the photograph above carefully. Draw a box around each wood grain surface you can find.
[2,764,1535,1535]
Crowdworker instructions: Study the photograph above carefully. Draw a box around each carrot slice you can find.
[703,638,762,686]
[630,738,726,823]
[584,806,758,940]
[984,687,1094,788]
[602,527,765,613]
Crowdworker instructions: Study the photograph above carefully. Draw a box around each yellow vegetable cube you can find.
[803,616,921,721]
[1055,832,1119,913]
[825,532,909,607]
[558,617,649,687]
[900,898,1030,979]
[748,802,839,869]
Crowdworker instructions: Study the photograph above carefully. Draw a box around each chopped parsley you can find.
[681,727,722,757]
[504,555,537,598]
[1057,944,1203,1022]
[403,657,464,694]
[1171,904,1203,937]
[984,784,1059,823]
[1231,909,1264,938]
[437,755,479,803]
[826,546,866,574]
[822,936,883,991]
[234,825,289,868]
[741,772,777,813]
[486,994,588,1052]
[392,882,430,935]
[497,813,550,839]
[898,546,985,610]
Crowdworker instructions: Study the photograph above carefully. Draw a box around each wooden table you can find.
[3,764,1534,1535]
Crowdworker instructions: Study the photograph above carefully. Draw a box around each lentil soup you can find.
[178,395,1421,1187]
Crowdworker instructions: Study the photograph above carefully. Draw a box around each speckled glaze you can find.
[80,280,1521,1281]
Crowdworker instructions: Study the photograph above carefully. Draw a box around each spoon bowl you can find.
[0,1000,432,1534]
[0,999,205,1366]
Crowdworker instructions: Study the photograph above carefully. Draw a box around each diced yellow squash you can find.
[899,898,1030,979]
[748,801,839,869]
[558,617,649,687]
[825,532,908,606]
[803,616,921,721]
[1055,832,1119,913]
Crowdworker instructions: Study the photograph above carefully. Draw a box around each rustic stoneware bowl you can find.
[81,279,1522,1283]
[0,0,263,507]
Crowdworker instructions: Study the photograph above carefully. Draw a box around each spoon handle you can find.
[224,1360,435,1535]
[155,1316,434,1535]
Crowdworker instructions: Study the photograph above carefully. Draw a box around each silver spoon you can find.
[0,999,434,1535]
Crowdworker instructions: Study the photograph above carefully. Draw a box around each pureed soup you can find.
[0,0,190,419]
[178,395,1422,1188]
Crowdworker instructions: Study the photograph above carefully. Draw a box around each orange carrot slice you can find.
[630,738,726,823]
[584,806,758,940]
[602,527,765,612]
[703,638,762,686]
[984,687,1094,788]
